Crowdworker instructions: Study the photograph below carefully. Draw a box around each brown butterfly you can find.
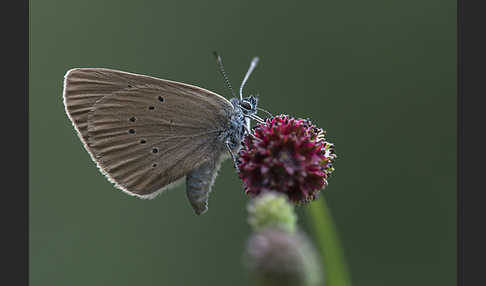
[63,54,266,215]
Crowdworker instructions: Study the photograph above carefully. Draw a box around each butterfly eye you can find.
[241,101,252,110]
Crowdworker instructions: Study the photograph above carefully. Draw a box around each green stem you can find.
[306,197,352,286]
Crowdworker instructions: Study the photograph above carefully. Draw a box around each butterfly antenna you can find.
[239,57,260,100]
[213,52,236,98]
[257,107,273,118]
[253,93,273,118]
[250,114,265,123]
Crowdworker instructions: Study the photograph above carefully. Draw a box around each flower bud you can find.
[247,191,297,233]
[244,228,323,286]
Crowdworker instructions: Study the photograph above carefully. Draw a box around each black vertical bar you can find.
[457,0,463,285]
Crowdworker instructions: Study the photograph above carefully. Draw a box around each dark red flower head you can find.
[237,115,336,204]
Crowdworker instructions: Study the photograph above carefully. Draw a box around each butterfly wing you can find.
[63,68,234,199]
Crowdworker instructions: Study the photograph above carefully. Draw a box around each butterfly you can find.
[63,53,269,215]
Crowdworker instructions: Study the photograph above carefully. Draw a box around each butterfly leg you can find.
[225,142,239,170]
[244,127,261,142]
[243,122,261,141]
[244,123,252,135]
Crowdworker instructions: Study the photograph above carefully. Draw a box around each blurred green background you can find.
[29,0,456,285]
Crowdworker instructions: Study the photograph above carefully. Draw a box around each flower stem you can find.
[306,196,352,286]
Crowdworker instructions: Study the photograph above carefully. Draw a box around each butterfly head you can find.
[239,95,258,117]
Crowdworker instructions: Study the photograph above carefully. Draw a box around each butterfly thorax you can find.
[220,96,258,153]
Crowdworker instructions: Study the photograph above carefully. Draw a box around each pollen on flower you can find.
[237,115,337,204]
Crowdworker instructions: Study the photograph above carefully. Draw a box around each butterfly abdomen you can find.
[186,157,223,215]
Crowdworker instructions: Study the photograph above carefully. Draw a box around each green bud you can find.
[247,191,297,233]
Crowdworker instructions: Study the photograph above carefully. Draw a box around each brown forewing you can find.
[63,68,234,197]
